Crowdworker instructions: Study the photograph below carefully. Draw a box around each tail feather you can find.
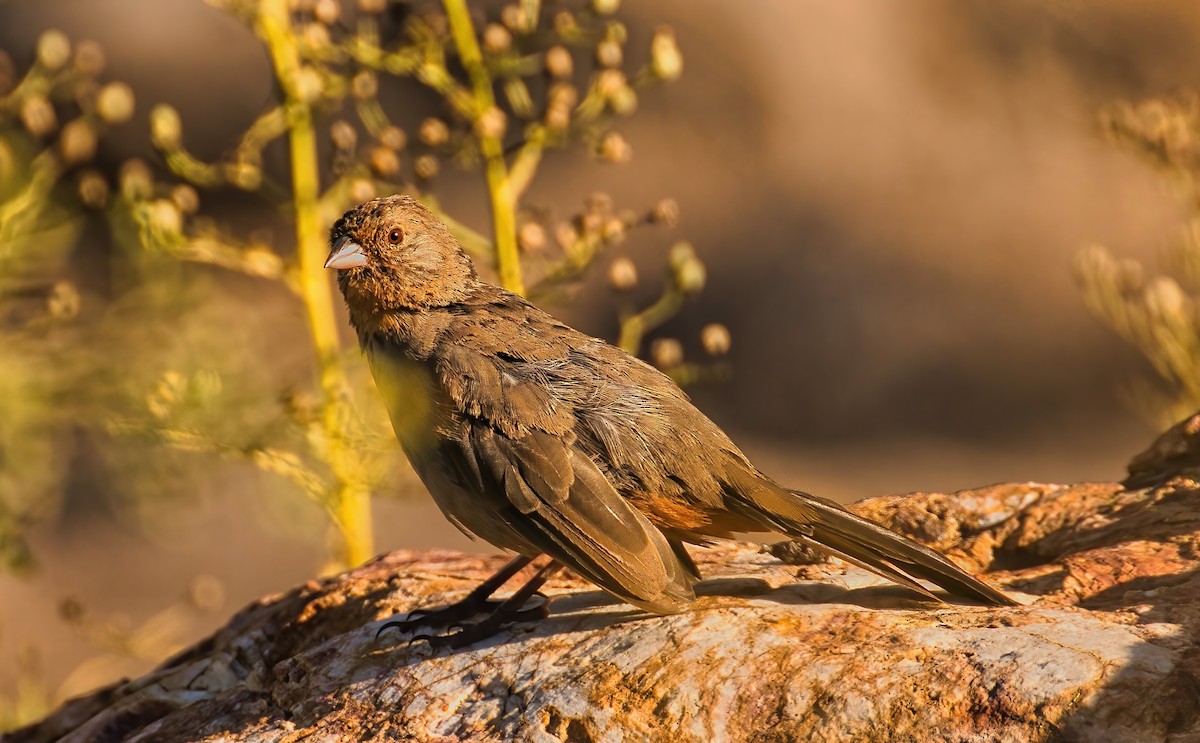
[731,482,1016,606]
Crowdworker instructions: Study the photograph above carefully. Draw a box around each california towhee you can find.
[326,196,1014,644]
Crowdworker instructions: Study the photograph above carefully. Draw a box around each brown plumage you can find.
[326,195,1015,630]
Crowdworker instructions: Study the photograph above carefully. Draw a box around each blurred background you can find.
[3,0,1200,728]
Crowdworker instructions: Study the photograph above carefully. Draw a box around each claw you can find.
[375,560,562,648]
[408,630,436,646]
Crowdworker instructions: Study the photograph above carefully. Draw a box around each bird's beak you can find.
[324,235,368,270]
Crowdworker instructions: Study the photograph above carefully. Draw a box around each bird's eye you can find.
[387,228,404,245]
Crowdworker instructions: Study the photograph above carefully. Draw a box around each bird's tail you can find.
[728,478,1016,606]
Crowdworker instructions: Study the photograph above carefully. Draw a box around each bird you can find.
[325,195,1016,645]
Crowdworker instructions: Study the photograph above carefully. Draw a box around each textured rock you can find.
[10,473,1200,742]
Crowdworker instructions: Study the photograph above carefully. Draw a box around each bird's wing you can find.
[444,422,696,615]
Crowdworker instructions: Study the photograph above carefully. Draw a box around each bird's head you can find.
[325,195,477,313]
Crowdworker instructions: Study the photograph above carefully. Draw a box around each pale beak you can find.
[324,236,368,269]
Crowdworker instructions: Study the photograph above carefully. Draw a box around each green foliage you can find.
[1078,93,1200,426]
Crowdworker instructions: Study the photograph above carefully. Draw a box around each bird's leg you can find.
[414,561,564,649]
[376,554,535,637]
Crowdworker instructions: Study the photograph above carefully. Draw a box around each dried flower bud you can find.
[21,96,57,138]
[357,0,386,13]
[150,103,182,148]
[601,218,626,243]
[1145,276,1189,324]
[607,256,637,291]
[700,323,731,356]
[119,158,154,201]
[518,221,547,252]
[48,281,81,320]
[171,184,200,215]
[554,11,578,36]
[351,70,377,99]
[96,82,135,124]
[37,30,71,70]
[330,119,357,150]
[60,119,97,165]
[500,4,529,32]
[293,66,324,103]
[549,82,578,110]
[674,256,706,295]
[546,102,571,131]
[651,198,680,226]
[420,117,449,146]
[592,0,620,16]
[651,27,683,81]
[650,337,683,370]
[148,198,183,235]
[555,221,578,249]
[668,240,695,270]
[598,130,631,162]
[302,22,331,49]
[483,23,512,53]
[369,146,401,178]
[596,39,622,68]
[78,169,108,208]
[74,40,106,76]
[609,85,637,115]
[545,46,573,79]
[314,0,341,24]
[476,106,507,139]
[414,153,440,180]
[350,177,376,202]
[226,159,262,190]
[579,211,603,235]
[597,69,626,97]
[379,125,406,150]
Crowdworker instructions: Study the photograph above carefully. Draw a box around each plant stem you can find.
[258,0,373,567]
[442,0,527,295]
[618,288,684,356]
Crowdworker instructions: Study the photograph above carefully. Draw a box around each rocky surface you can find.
[10,469,1200,741]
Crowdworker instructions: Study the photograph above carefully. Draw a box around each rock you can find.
[10,475,1200,742]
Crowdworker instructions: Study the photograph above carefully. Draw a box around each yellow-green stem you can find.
[259,0,373,567]
[485,160,524,293]
[334,482,372,567]
[618,289,684,356]
[442,0,526,295]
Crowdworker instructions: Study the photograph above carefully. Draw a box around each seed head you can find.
[420,117,450,146]
[96,82,135,124]
[37,30,71,70]
[607,257,638,291]
[700,323,731,356]
[650,338,684,370]
[545,46,573,79]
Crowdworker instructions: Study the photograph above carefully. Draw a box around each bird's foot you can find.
[378,561,563,648]
[376,555,539,638]
[410,601,551,649]
[376,596,511,637]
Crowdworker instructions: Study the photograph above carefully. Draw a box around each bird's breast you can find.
[365,337,449,459]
